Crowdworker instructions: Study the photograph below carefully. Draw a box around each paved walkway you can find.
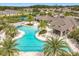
[63,36,79,52]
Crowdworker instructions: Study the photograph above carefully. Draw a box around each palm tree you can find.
[40,12,46,16]
[47,11,52,16]
[39,20,47,30]
[0,37,19,56]
[69,52,79,56]
[0,20,7,31]
[0,19,18,38]
[0,25,4,31]
[27,15,34,24]
[44,37,69,56]
[60,51,79,56]
[5,25,18,38]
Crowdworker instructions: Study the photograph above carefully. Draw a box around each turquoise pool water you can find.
[16,26,45,52]
[20,16,28,21]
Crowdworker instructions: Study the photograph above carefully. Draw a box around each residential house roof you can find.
[0,10,18,15]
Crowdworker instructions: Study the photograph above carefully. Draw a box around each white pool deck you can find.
[19,52,44,56]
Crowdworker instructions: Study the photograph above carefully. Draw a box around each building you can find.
[50,16,77,36]
[0,10,20,17]
[35,15,53,22]
[35,15,77,36]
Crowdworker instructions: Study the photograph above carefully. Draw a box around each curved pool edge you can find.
[16,25,45,52]
[13,30,25,40]
[14,29,44,56]
[35,32,47,41]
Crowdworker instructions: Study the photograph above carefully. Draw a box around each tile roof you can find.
[0,10,18,15]
[35,15,76,32]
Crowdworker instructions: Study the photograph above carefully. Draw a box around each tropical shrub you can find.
[39,30,47,35]
[0,25,4,31]
[5,25,18,38]
[64,12,78,16]
[39,20,47,30]
[27,15,34,23]
[68,28,79,42]
[47,12,52,16]
[40,12,46,15]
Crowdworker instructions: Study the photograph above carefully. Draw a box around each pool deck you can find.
[10,21,79,55]
[64,37,79,52]
[19,52,44,56]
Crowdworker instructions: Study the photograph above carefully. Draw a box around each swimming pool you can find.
[16,25,45,52]
[20,16,28,21]
[16,25,71,52]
